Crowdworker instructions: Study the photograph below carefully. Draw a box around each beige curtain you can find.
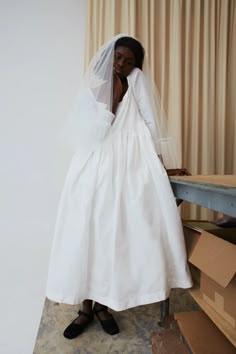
[85,0,236,220]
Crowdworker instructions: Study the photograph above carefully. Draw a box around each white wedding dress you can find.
[46,68,192,311]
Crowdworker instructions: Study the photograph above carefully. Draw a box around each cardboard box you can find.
[183,221,236,347]
[174,311,236,354]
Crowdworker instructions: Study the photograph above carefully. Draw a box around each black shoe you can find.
[93,303,119,335]
[63,310,94,339]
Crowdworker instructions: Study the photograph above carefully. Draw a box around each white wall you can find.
[0,1,87,353]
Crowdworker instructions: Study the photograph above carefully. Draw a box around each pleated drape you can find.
[85,0,236,219]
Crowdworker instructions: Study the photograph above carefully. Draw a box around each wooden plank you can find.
[170,175,236,188]
[170,177,236,216]
[171,183,236,216]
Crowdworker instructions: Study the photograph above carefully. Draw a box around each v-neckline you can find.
[111,86,130,126]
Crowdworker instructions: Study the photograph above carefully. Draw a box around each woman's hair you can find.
[114,36,145,70]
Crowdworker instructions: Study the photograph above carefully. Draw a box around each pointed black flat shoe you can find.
[93,303,119,335]
[63,310,94,339]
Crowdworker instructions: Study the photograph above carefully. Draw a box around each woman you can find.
[46,34,192,339]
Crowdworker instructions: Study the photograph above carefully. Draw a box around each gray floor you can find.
[34,289,198,354]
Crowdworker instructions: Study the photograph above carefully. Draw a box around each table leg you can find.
[158,298,170,327]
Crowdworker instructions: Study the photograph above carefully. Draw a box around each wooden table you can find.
[165,175,236,347]
[170,175,236,217]
[159,175,236,328]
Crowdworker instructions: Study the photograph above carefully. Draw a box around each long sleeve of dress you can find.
[128,68,160,150]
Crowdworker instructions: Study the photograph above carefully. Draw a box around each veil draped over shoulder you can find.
[62,34,178,168]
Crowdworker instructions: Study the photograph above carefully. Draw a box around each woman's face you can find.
[114,46,135,78]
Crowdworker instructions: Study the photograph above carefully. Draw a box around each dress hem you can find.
[46,281,192,312]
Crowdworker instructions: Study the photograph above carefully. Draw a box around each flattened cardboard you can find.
[183,225,201,257]
[151,328,189,354]
[183,220,221,231]
[184,223,236,287]
[174,311,236,354]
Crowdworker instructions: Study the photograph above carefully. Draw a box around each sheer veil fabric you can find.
[62,34,178,168]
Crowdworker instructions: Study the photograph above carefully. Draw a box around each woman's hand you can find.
[166,168,191,176]
[166,168,191,207]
